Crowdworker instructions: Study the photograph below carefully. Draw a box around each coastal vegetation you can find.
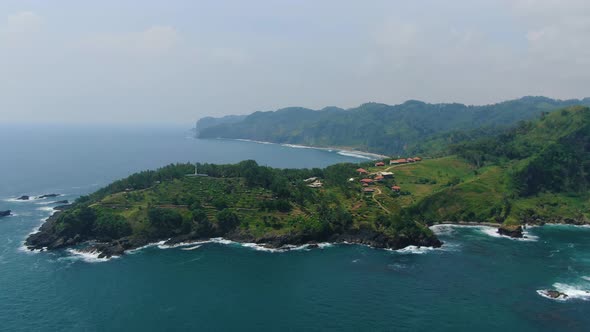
[27,105,590,257]
[196,96,590,155]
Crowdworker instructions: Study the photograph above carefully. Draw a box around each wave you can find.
[235,138,275,145]
[36,206,55,213]
[537,282,590,302]
[181,245,201,251]
[62,249,117,263]
[336,151,375,160]
[431,224,538,242]
[478,226,539,242]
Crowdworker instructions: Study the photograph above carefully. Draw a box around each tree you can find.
[216,209,240,232]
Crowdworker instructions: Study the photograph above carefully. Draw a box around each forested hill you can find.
[197,96,590,155]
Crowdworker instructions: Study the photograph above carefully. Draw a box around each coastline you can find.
[225,138,390,160]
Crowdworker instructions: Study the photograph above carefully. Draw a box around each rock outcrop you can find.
[0,210,11,217]
[497,225,523,238]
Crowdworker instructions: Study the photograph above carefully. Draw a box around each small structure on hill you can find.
[413,157,422,161]
[363,187,375,194]
[380,171,394,178]
[391,185,401,192]
[360,178,374,185]
[390,159,408,165]
[375,161,385,167]
[307,180,323,188]
[304,177,318,183]
[187,163,208,177]
[374,175,384,182]
[356,168,368,175]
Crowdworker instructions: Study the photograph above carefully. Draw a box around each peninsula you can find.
[26,106,590,257]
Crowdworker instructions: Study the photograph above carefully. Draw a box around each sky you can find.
[1,0,589,124]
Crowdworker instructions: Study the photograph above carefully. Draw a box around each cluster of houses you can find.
[304,157,421,193]
[356,168,400,194]
[388,157,421,165]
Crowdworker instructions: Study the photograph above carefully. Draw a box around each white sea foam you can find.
[394,245,439,254]
[181,245,201,251]
[478,226,539,242]
[537,283,590,302]
[235,138,275,145]
[582,276,590,282]
[36,206,55,212]
[127,241,167,254]
[336,151,375,160]
[62,248,117,263]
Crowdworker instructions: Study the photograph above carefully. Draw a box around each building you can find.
[374,175,384,182]
[356,168,368,174]
[363,187,375,194]
[390,159,408,165]
[360,178,374,184]
[374,161,385,167]
[380,171,394,178]
[391,185,401,192]
[307,180,323,188]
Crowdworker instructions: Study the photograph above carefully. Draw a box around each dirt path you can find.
[372,187,391,214]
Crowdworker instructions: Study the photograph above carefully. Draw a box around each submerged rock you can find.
[0,210,11,217]
[53,200,69,205]
[497,225,523,238]
[16,195,30,200]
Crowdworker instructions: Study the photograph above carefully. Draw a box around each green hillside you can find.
[26,106,590,257]
[197,97,590,155]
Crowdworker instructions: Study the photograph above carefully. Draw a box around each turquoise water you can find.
[1,125,589,331]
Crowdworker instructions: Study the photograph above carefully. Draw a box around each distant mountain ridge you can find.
[196,96,590,155]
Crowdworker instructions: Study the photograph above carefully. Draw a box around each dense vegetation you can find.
[27,104,590,256]
[197,97,590,155]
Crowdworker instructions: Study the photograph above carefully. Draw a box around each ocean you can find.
[1,124,589,331]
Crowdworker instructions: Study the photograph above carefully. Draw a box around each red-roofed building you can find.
[390,159,408,165]
[356,168,368,174]
[363,187,375,194]
[407,158,415,162]
[360,178,374,184]
[375,161,385,167]
[374,175,384,181]
[391,186,401,192]
[413,157,422,161]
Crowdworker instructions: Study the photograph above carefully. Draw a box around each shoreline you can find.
[219,138,390,160]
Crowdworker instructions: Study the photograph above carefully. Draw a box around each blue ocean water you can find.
[1,124,589,331]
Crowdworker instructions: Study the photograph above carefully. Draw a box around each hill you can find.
[26,106,590,257]
[197,97,590,155]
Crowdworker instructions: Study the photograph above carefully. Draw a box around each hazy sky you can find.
[1,0,589,124]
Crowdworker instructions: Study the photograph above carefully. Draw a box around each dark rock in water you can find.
[17,195,30,200]
[0,210,11,217]
[53,200,69,205]
[53,204,72,211]
[542,290,568,300]
[38,194,60,199]
[307,244,319,249]
[497,225,523,238]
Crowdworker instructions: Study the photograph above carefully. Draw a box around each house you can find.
[391,185,401,192]
[363,187,375,194]
[380,171,394,178]
[307,180,323,188]
[390,158,408,165]
[407,158,415,162]
[356,168,368,174]
[304,177,318,183]
[374,175,384,182]
[360,178,374,184]
[413,157,422,161]
[375,161,385,167]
